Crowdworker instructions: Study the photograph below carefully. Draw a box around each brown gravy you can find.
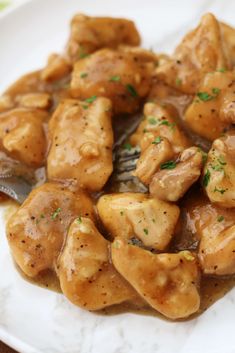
[2,69,235,319]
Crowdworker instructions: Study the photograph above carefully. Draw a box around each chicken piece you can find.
[58,217,139,310]
[202,132,235,207]
[0,95,14,113]
[186,197,235,275]
[184,71,235,141]
[70,49,153,114]
[47,97,113,191]
[150,147,203,202]
[97,193,179,250]
[130,102,190,153]
[6,183,95,277]
[112,239,200,319]
[133,136,175,185]
[15,93,51,110]
[41,54,71,82]
[66,14,141,62]
[0,108,48,166]
[156,13,230,94]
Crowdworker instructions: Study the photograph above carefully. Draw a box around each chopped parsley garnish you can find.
[82,105,89,110]
[152,136,162,145]
[51,207,61,220]
[217,215,224,222]
[176,77,182,86]
[203,169,211,187]
[158,120,176,130]
[109,75,120,82]
[212,87,220,95]
[198,148,208,165]
[120,211,124,216]
[148,117,157,125]
[123,143,132,151]
[76,216,82,224]
[84,95,97,104]
[40,214,45,219]
[214,187,227,194]
[126,84,138,97]
[80,72,88,78]
[197,87,220,102]
[160,160,176,170]
[217,68,226,73]
[143,228,149,235]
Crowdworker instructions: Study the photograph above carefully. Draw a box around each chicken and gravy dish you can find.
[2,12,235,320]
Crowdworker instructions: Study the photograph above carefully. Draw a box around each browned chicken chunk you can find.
[47,97,113,191]
[150,147,203,202]
[0,108,48,166]
[70,49,153,114]
[203,132,235,207]
[97,193,179,250]
[184,71,235,141]
[58,217,139,310]
[66,14,141,62]
[41,54,71,82]
[133,137,175,185]
[112,239,200,319]
[187,197,235,275]
[6,183,95,277]
[130,102,189,153]
[156,13,231,94]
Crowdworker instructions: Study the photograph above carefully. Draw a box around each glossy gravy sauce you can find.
[2,70,235,319]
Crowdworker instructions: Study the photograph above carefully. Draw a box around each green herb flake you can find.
[152,218,156,223]
[84,95,97,104]
[109,75,120,82]
[176,77,182,86]
[197,88,220,102]
[40,214,45,219]
[80,72,88,78]
[217,215,224,222]
[82,105,89,110]
[148,117,157,125]
[160,160,177,170]
[76,216,82,224]
[152,136,162,145]
[51,207,61,220]
[120,211,124,216]
[203,169,211,187]
[212,87,220,96]
[158,119,176,131]
[143,228,149,235]
[197,92,213,102]
[217,68,226,73]
[123,143,132,151]
[198,148,208,165]
[214,187,227,194]
[126,84,138,98]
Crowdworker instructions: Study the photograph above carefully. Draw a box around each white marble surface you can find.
[1,0,235,352]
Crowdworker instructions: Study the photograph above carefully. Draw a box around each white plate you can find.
[1,1,235,352]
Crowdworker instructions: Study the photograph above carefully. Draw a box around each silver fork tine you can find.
[0,174,32,204]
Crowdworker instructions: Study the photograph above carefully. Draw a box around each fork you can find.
[0,114,143,203]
